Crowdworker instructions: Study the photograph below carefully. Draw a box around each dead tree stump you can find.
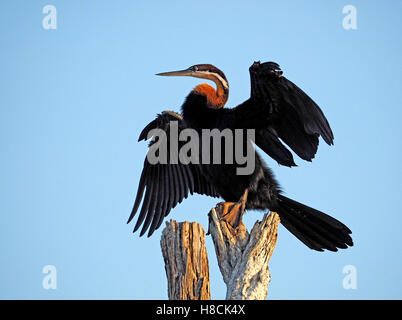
[160,220,211,300]
[208,206,280,300]
[160,207,280,300]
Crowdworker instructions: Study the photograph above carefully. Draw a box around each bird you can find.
[128,61,353,252]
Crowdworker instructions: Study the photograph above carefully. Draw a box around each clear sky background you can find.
[0,0,401,299]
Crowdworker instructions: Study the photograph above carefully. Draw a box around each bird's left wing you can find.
[128,111,220,237]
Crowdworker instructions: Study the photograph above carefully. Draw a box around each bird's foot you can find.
[216,189,248,229]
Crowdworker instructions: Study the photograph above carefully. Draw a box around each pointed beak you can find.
[155,68,194,77]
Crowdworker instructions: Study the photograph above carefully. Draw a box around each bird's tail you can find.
[275,195,353,252]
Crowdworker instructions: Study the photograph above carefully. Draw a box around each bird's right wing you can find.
[231,61,334,166]
[128,111,220,237]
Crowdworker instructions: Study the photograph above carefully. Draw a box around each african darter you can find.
[128,61,353,252]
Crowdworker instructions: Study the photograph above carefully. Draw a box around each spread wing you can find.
[232,61,334,166]
[128,111,220,237]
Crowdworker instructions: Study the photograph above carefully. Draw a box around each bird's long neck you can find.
[192,71,229,109]
[192,83,227,109]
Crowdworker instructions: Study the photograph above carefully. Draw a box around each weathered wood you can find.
[160,220,211,300]
[208,205,280,300]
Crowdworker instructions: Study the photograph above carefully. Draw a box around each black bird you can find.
[128,61,353,252]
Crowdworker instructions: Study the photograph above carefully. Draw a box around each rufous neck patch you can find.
[193,83,227,109]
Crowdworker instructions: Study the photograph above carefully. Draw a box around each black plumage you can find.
[129,61,353,252]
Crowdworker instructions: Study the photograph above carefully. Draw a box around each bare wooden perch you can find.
[160,220,210,300]
[208,205,280,300]
[160,206,280,300]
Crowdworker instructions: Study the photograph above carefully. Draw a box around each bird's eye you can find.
[193,66,198,71]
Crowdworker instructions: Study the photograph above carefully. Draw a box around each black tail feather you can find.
[276,195,353,252]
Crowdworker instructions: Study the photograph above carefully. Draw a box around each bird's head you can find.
[156,64,229,109]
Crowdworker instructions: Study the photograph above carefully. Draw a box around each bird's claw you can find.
[217,190,248,229]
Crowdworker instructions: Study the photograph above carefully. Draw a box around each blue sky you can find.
[0,0,401,299]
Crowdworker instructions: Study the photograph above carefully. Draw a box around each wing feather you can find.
[133,164,155,232]
[232,61,334,165]
[130,111,220,237]
[139,164,160,236]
